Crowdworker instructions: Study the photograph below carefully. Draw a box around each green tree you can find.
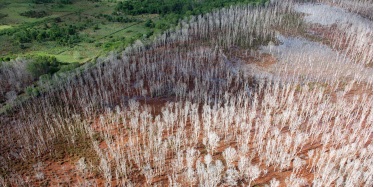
[26,56,60,78]
[144,19,155,28]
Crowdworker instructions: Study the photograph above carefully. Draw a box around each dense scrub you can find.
[31,0,72,4]
[115,0,267,16]
[10,23,82,46]
[0,0,372,186]
[20,10,48,18]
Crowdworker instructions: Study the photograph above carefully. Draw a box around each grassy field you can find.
[0,0,264,63]
[0,0,154,63]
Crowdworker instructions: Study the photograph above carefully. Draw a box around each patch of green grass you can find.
[0,1,50,25]
[113,23,149,38]
[32,51,72,62]
[0,25,13,30]
[31,44,99,63]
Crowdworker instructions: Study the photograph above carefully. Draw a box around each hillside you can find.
[0,0,265,113]
[0,0,373,186]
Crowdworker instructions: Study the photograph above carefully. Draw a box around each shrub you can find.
[26,56,60,78]
[20,10,48,18]
[59,0,72,4]
[0,13,7,19]
[25,86,39,97]
[32,0,53,4]
[58,62,80,73]
[144,19,155,28]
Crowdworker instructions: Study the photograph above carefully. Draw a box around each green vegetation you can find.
[26,56,60,77]
[10,23,81,45]
[0,0,263,65]
[26,55,81,78]
[32,0,73,4]
[31,0,53,3]
[0,0,155,63]
[20,10,48,18]
[116,0,266,16]
[0,13,8,19]
[96,13,139,23]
